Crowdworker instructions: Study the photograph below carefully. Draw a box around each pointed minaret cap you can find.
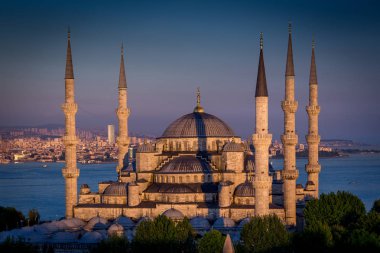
[309,38,318,85]
[118,43,127,89]
[255,32,268,97]
[285,22,295,76]
[65,27,74,79]
[223,234,235,253]
[193,87,204,113]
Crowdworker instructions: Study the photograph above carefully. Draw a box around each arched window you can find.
[194,175,198,183]
[172,176,175,183]
[179,176,183,183]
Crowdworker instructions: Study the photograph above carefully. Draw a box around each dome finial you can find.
[194,87,204,113]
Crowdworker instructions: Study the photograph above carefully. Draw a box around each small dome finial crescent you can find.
[194,87,204,113]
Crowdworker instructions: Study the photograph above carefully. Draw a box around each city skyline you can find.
[1,0,380,144]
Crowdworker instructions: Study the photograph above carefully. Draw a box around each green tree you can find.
[197,230,225,253]
[240,215,289,253]
[371,199,380,213]
[0,206,25,231]
[304,191,366,229]
[133,215,195,253]
[292,221,333,253]
[28,209,40,226]
[91,235,129,253]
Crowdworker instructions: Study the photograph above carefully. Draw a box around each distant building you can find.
[107,125,115,145]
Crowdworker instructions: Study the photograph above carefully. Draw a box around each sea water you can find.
[0,154,379,220]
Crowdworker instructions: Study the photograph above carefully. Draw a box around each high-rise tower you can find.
[253,33,272,216]
[281,23,299,226]
[116,44,130,175]
[61,29,80,218]
[305,39,321,198]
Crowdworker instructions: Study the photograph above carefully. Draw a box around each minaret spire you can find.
[285,22,295,76]
[65,28,74,79]
[305,38,321,198]
[309,39,317,85]
[61,29,79,218]
[116,42,130,176]
[255,32,268,97]
[118,43,127,89]
[253,32,272,217]
[281,22,299,226]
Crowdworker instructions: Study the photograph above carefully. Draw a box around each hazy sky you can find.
[1,0,379,144]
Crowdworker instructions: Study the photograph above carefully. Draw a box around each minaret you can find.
[61,29,80,218]
[116,43,130,175]
[305,39,321,198]
[253,33,272,216]
[281,23,299,226]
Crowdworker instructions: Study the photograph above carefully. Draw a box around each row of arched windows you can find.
[155,174,217,184]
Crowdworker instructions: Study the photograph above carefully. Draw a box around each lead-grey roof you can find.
[103,182,127,196]
[161,112,235,138]
[157,155,212,174]
[234,181,255,197]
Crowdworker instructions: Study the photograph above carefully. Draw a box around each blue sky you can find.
[1,0,379,144]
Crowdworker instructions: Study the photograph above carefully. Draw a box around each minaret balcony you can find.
[61,103,78,114]
[62,168,80,178]
[305,164,321,174]
[281,134,298,146]
[116,107,130,117]
[281,169,299,180]
[252,133,272,146]
[62,136,78,146]
[306,105,320,115]
[306,134,320,144]
[281,100,298,113]
[117,136,130,145]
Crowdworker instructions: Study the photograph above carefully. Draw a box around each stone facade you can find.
[63,28,321,228]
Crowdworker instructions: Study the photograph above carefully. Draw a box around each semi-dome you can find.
[234,181,255,197]
[80,231,105,244]
[158,155,212,174]
[223,141,245,152]
[162,208,184,220]
[238,217,251,228]
[103,182,127,196]
[137,142,155,153]
[161,112,235,138]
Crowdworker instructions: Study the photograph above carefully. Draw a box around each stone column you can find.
[253,33,272,216]
[305,41,321,198]
[61,31,79,218]
[116,45,130,175]
[281,24,299,226]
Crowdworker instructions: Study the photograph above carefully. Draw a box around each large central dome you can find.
[161,112,235,138]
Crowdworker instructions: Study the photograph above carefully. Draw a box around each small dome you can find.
[80,184,91,194]
[162,208,184,220]
[296,184,304,189]
[85,217,108,231]
[223,141,244,152]
[103,182,127,196]
[136,216,153,227]
[190,217,211,230]
[212,217,236,230]
[114,216,135,229]
[137,142,155,153]
[234,182,255,197]
[158,155,212,174]
[306,181,315,186]
[80,231,105,244]
[108,223,124,236]
[238,217,251,228]
[161,112,235,138]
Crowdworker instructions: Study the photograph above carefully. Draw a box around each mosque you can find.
[61,24,321,230]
